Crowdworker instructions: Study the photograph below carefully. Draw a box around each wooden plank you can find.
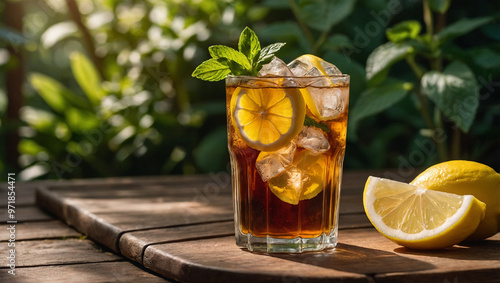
[0,220,81,241]
[0,206,53,222]
[0,239,122,267]
[144,235,372,283]
[1,174,229,207]
[36,179,233,252]
[0,261,172,282]
[120,221,234,264]
[0,183,37,207]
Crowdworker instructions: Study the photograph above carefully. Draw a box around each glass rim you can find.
[226,74,350,79]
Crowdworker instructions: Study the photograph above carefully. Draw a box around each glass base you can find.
[236,230,337,253]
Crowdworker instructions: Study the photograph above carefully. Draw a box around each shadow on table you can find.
[394,238,500,260]
[268,242,435,275]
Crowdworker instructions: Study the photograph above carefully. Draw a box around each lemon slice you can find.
[291,54,341,121]
[363,176,486,250]
[230,86,305,152]
[268,150,326,205]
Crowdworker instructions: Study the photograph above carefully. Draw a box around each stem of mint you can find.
[192,27,285,81]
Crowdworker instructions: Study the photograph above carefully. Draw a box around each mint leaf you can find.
[304,115,330,133]
[209,45,251,70]
[225,59,252,76]
[191,58,231,81]
[192,27,286,81]
[239,27,261,65]
[258,42,286,64]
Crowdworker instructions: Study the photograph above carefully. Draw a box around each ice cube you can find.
[320,60,342,75]
[296,126,330,155]
[304,67,333,87]
[287,59,310,76]
[304,67,322,77]
[255,142,296,182]
[287,57,342,76]
[308,87,348,119]
[258,57,293,77]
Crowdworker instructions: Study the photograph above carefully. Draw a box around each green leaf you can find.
[428,0,450,13]
[19,139,47,156]
[238,27,261,64]
[437,17,493,43]
[365,42,413,81]
[386,21,421,43]
[65,107,99,132]
[304,115,330,133]
[226,59,252,76]
[299,0,355,32]
[350,80,413,122]
[191,58,231,81]
[421,61,478,132]
[70,52,104,106]
[21,107,59,133]
[471,48,500,70]
[30,74,66,113]
[209,45,251,70]
[30,73,91,112]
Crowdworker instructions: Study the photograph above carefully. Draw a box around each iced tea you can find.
[226,74,349,253]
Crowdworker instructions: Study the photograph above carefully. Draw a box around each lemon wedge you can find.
[411,160,500,241]
[363,176,486,250]
[230,86,305,152]
[268,150,326,205]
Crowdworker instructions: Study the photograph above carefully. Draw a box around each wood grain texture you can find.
[0,261,172,283]
[36,176,233,252]
[0,206,53,222]
[0,220,81,241]
[120,221,234,264]
[0,239,122,267]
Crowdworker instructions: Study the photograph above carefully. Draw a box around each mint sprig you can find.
[192,27,285,81]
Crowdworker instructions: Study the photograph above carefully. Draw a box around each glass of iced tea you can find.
[226,55,349,253]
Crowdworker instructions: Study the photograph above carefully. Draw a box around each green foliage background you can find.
[0,0,499,180]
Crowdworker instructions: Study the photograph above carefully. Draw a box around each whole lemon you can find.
[411,160,500,241]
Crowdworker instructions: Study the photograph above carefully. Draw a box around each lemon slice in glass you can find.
[268,150,326,205]
[291,54,339,121]
[363,176,486,250]
[230,86,305,152]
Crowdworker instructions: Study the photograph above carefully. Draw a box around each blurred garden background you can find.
[0,0,499,181]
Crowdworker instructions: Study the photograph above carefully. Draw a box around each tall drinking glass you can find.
[226,75,349,253]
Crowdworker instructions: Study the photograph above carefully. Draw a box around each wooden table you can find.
[2,171,500,282]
